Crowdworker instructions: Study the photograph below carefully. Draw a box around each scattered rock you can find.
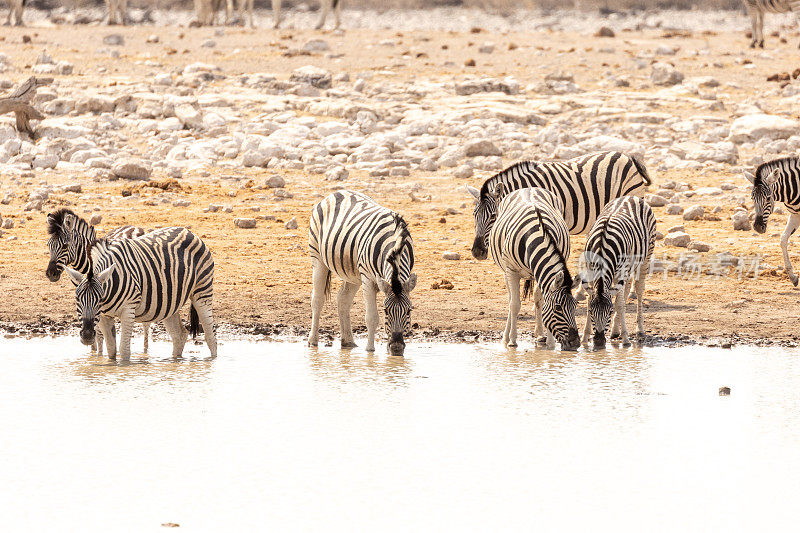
[453,164,473,179]
[303,39,331,52]
[234,218,256,229]
[732,211,751,231]
[664,231,691,247]
[103,34,124,46]
[595,26,615,38]
[646,194,669,207]
[729,114,800,143]
[266,175,285,189]
[689,241,711,252]
[290,65,332,89]
[651,62,684,86]
[284,217,298,230]
[431,279,454,290]
[464,139,501,157]
[666,205,684,215]
[719,386,731,396]
[112,160,152,180]
[683,205,704,221]
[442,251,461,260]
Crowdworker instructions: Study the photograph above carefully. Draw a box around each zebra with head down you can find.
[308,190,417,356]
[46,208,150,355]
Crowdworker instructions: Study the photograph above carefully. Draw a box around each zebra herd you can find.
[42,150,800,357]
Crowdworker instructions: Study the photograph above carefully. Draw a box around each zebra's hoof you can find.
[341,341,356,348]
[506,342,517,348]
[535,336,547,345]
[791,275,799,287]
[622,340,631,348]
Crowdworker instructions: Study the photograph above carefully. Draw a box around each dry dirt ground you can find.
[2,12,800,347]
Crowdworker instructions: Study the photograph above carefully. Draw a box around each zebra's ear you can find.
[571,276,581,291]
[743,170,756,184]
[62,213,76,232]
[466,185,480,200]
[378,278,391,294]
[96,264,115,285]
[550,271,564,291]
[404,273,418,293]
[65,267,83,286]
[764,168,779,186]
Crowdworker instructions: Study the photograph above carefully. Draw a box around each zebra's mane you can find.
[595,215,612,298]
[755,156,798,184]
[87,238,114,281]
[535,208,572,289]
[47,207,82,236]
[386,214,412,297]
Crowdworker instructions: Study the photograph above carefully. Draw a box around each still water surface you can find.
[1,337,799,532]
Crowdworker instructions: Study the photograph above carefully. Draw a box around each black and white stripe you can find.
[308,190,417,356]
[46,208,150,355]
[742,0,800,48]
[66,227,216,360]
[579,196,656,347]
[468,151,651,260]
[488,188,580,350]
[745,156,800,286]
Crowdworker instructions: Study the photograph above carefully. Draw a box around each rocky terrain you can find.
[2,8,800,347]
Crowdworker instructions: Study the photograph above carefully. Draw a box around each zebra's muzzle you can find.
[471,237,488,260]
[753,218,766,234]
[561,328,581,351]
[46,261,63,282]
[80,320,96,346]
[593,331,606,349]
[388,332,406,356]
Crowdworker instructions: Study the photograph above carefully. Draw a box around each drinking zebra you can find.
[742,0,800,48]
[308,190,417,356]
[46,208,150,355]
[488,188,580,350]
[579,196,656,348]
[468,151,651,260]
[65,227,217,360]
[745,156,800,285]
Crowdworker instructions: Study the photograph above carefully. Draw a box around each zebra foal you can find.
[488,188,580,351]
[468,151,651,260]
[66,227,217,360]
[746,156,800,286]
[742,0,800,48]
[579,196,656,348]
[46,208,150,355]
[308,190,417,356]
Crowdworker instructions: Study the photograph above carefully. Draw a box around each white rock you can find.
[242,150,269,168]
[442,251,461,260]
[689,241,711,252]
[325,166,349,181]
[453,164,473,179]
[112,159,152,180]
[646,194,669,207]
[290,65,332,89]
[302,39,331,52]
[683,205,704,221]
[284,217,298,230]
[266,175,285,188]
[154,73,172,86]
[464,139,501,157]
[90,214,103,225]
[666,204,684,215]
[664,231,690,247]
[103,34,124,46]
[234,218,256,229]
[651,62,684,86]
[729,114,800,143]
[174,103,203,129]
[33,154,58,169]
[478,42,495,54]
[732,211,751,231]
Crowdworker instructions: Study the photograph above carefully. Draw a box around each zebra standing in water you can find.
[742,0,800,48]
[488,187,580,350]
[46,208,150,355]
[746,156,800,286]
[468,151,651,260]
[308,190,417,356]
[579,196,656,348]
[66,227,217,360]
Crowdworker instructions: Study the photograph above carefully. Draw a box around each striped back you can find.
[743,0,792,13]
[471,151,650,259]
[489,188,578,346]
[581,196,656,337]
[749,156,800,233]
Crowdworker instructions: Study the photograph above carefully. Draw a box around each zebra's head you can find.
[541,269,580,351]
[46,209,82,282]
[66,264,115,346]
[468,181,503,260]
[745,165,780,234]
[584,279,616,349]
[380,219,417,356]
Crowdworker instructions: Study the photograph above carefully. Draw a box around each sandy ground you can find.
[2,10,800,347]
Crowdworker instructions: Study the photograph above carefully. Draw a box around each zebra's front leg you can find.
[362,280,379,352]
[337,282,360,348]
[193,299,218,358]
[582,298,592,344]
[118,307,136,361]
[333,0,341,29]
[781,213,800,286]
[616,281,631,347]
[534,286,547,344]
[308,259,330,347]
[271,0,281,28]
[143,322,150,353]
[502,272,521,348]
[314,0,329,29]
[97,315,117,360]
[163,314,187,358]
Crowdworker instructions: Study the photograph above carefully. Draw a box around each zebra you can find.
[46,208,150,355]
[578,196,656,348]
[745,156,800,286]
[65,227,217,360]
[467,151,651,261]
[488,187,580,350]
[308,190,417,356]
[742,0,800,48]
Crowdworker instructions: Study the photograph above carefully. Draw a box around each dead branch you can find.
[0,76,52,136]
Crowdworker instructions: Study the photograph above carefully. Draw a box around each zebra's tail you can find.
[189,304,201,339]
[631,155,651,186]
[522,280,533,300]
[323,270,332,301]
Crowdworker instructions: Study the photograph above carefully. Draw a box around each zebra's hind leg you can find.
[164,314,187,358]
[337,282,360,348]
[309,258,330,347]
[314,0,329,29]
[634,268,647,340]
[781,213,800,286]
[271,0,281,28]
[616,280,632,347]
[502,272,521,348]
[143,322,150,353]
[582,298,592,344]
[97,315,117,360]
[193,299,218,358]
[362,278,379,352]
